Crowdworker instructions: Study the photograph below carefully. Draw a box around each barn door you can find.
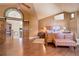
[0,18,6,44]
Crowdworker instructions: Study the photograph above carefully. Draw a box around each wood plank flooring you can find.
[0,35,79,56]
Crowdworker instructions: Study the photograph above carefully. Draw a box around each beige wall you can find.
[33,3,62,20]
[69,12,77,33]
[28,5,38,37]
[0,3,38,38]
[76,11,79,38]
[71,11,79,44]
[39,12,70,31]
[39,16,54,31]
[29,16,38,37]
[70,19,77,33]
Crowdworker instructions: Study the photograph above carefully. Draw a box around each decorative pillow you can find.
[54,32,64,39]
[64,32,73,40]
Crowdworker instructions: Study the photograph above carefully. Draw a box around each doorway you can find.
[2,8,24,55]
[6,19,23,39]
[5,8,23,40]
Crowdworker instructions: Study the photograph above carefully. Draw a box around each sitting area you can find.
[53,32,77,47]
[44,26,77,48]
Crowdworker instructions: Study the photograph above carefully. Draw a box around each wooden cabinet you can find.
[0,18,6,44]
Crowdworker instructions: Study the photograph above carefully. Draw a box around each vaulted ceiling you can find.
[0,3,79,20]
[33,3,79,20]
[33,3,62,19]
[55,3,79,12]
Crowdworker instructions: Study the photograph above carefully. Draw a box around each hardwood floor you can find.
[0,35,79,56]
[23,42,76,56]
[0,35,23,56]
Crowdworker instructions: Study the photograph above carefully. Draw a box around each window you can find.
[54,13,64,20]
[5,8,23,19]
[71,13,75,19]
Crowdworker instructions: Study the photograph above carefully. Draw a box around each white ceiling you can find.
[33,3,63,20]
[33,3,79,20]
[55,3,79,12]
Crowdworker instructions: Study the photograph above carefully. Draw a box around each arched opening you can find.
[5,8,23,40]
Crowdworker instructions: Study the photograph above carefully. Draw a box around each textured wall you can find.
[39,16,54,31]
[39,12,70,31]
[76,11,79,38]
[0,4,39,38]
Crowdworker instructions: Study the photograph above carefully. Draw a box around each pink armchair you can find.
[53,32,77,47]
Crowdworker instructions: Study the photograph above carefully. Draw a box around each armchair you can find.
[53,32,77,47]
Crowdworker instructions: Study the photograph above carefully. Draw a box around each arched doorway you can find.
[5,8,23,40]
